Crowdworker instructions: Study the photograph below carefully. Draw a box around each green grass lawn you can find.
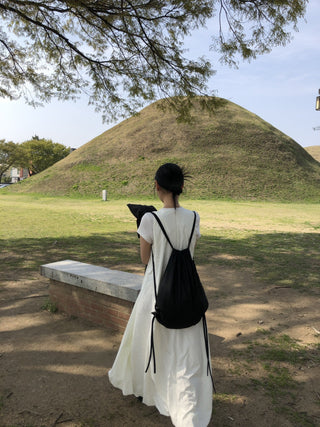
[1,193,319,290]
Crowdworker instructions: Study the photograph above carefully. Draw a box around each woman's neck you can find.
[162,194,180,208]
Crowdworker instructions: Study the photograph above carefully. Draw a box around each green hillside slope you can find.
[10,98,320,201]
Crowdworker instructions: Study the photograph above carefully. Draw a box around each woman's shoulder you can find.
[178,207,199,218]
[140,211,155,224]
[137,212,155,243]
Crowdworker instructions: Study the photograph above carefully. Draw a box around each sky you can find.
[0,0,319,149]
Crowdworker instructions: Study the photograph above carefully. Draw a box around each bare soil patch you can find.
[1,264,319,426]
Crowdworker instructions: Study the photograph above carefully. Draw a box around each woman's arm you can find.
[140,236,152,265]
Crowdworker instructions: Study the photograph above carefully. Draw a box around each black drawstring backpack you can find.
[145,211,215,391]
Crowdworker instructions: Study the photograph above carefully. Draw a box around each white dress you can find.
[108,207,213,427]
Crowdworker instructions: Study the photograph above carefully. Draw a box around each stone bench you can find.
[40,260,142,332]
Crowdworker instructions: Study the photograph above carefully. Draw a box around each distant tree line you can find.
[0,137,70,183]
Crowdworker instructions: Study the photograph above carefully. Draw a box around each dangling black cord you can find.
[145,251,158,374]
[145,314,156,374]
[203,316,216,392]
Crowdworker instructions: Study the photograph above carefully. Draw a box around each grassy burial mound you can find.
[11,98,320,201]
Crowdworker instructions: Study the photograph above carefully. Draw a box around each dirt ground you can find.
[1,264,319,427]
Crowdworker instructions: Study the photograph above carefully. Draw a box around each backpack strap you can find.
[145,249,157,374]
[151,211,197,250]
[145,307,157,374]
[188,211,197,249]
[202,315,216,392]
[150,212,174,249]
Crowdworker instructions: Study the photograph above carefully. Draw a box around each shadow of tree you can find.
[0,295,173,426]
[1,232,141,277]
[1,230,320,426]
[196,232,320,290]
[1,230,320,290]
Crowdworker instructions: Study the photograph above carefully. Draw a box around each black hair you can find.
[155,163,190,208]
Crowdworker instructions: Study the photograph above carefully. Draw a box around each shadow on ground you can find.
[1,232,319,426]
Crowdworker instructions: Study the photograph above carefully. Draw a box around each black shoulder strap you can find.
[151,212,174,249]
[188,211,197,249]
[151,211,197,249]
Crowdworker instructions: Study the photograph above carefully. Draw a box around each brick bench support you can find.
[40,260,142,332]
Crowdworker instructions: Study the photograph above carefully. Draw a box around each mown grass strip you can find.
[1,195,320,289]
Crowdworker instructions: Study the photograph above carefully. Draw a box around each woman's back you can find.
[153,207,199,251]
[140,207,200,284]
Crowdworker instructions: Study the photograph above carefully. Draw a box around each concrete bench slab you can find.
[40,260,143,331]
[40,259,142,302]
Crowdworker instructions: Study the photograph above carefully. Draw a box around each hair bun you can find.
[155,163,190,207]
[172,185,183,195]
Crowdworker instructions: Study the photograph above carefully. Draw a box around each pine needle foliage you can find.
[0,0,307,121]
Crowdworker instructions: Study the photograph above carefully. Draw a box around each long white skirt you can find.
[108,266,213,427]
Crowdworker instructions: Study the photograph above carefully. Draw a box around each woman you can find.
[108,163,213,426]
